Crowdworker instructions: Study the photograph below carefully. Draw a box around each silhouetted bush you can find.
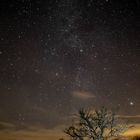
[132,136,140,140]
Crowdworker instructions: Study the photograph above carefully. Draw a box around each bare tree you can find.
[65,107,127,140]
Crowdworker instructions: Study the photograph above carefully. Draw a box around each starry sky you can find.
[0,0,140,139]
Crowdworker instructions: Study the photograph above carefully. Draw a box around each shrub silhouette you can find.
[132,136,140,140]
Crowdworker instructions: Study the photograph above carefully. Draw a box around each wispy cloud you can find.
[71,90,96,99]
[118,115,140,119]
[0,121,140,140]
[0,121,15,130]
[123,124,140,136]
[0,122,67,140]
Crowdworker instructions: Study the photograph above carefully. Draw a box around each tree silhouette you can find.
[65,107,127,140]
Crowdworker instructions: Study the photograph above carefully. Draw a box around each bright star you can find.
[130,102,134,106]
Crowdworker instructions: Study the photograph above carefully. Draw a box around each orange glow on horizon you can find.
[0,124,139,140]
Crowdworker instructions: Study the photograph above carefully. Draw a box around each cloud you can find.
[0,123,67,140]
[118,115,140,123]
[118,115,140,119]
[71,90,96,99]
[0,121,140,139]
[0,124,140,140]
[0,121,38,131]
[123,124,140,136]
[0,121,15,130]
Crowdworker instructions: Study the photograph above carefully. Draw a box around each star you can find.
[130,101,134,106]
[80,49,84,53]
[55,72,59,76]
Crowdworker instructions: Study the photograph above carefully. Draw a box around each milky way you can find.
[0,0,140,129]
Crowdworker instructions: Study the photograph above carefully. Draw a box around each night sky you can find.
[0,0,140,139]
